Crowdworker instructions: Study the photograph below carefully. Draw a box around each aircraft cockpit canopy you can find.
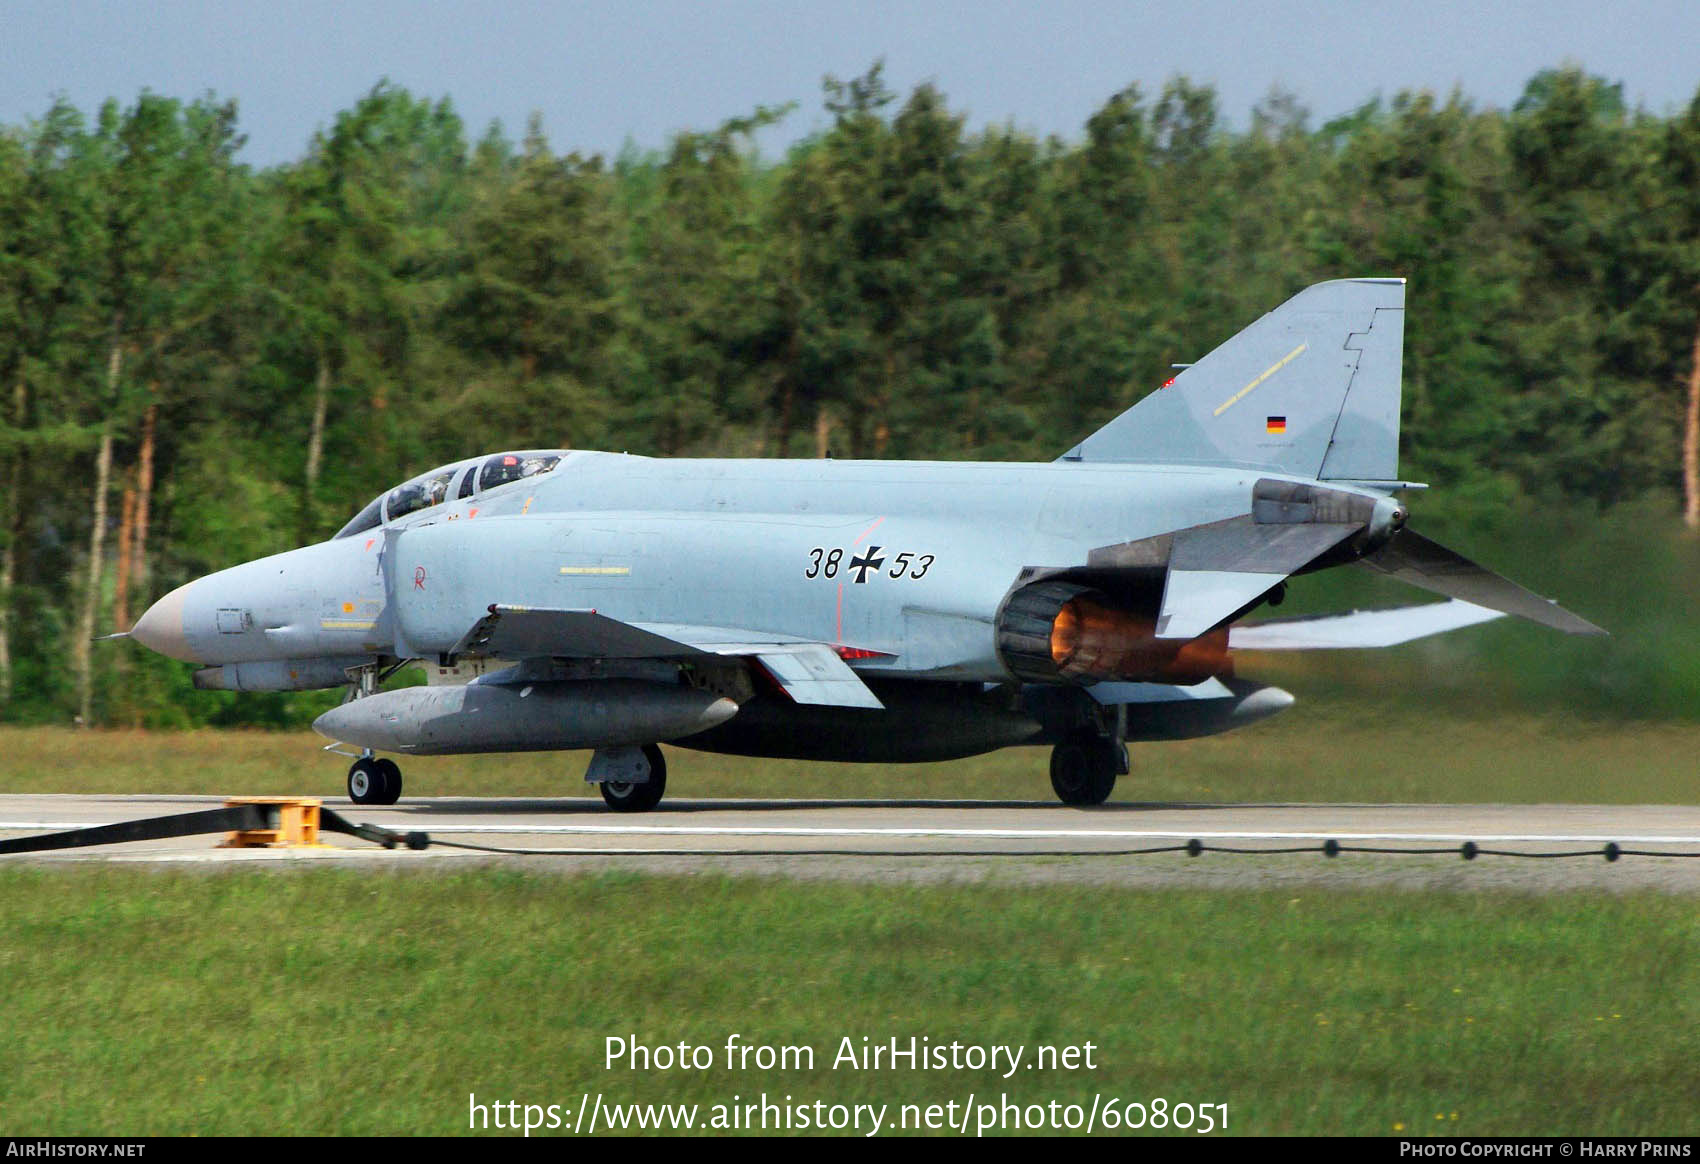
[478,451,562,491]
[333,450,569,540]
[385,468,457,524]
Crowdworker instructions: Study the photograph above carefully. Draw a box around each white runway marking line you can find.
[6,821,1700,846]
[7,817,1700,851]
[399,824,1700,845]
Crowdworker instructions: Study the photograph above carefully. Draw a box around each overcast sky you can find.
[2,1,1697,167]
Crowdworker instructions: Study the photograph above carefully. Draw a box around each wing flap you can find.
[743,644,885,709]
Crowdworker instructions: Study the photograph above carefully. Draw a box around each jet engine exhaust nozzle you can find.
[997,581,1229,686]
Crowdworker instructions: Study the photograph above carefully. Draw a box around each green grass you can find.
[0,868,1695,1136]
[2,702,1697,804]
[4,702,1690,1137]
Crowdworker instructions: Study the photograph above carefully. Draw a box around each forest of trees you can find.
[4,63,1700,726]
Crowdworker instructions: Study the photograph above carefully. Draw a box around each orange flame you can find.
[1050,595,1230,683]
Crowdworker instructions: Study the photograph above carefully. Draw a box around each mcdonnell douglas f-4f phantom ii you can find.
[127,278,1601,811]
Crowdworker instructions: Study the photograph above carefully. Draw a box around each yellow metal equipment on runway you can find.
[219,797,326,848]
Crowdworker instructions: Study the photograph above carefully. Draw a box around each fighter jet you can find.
[127,278,1600,811]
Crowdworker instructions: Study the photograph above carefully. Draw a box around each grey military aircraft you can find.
[127,278,1601,811]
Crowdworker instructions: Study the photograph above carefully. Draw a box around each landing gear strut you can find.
[348,755,402,805]
[1049,732,1125,806]
[335,661,408,806]
[599,743,667,813]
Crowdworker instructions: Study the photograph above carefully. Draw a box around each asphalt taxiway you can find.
[5,794,1700,891]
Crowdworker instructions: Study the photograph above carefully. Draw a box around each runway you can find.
[5,794,1700,891]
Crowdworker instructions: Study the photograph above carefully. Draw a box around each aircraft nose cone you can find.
[131,582,202,663]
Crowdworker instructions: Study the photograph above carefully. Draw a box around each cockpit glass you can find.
[384,468,456,522]
[334,451,567,538]
[333,494,385,539]
[478,452,562,492]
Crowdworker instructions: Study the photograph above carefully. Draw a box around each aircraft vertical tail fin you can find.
[1060,278,1406,482]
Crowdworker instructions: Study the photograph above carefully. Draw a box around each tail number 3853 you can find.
[805,545,934,583]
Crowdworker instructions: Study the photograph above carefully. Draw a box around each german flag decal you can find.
[1266,416,1287,434]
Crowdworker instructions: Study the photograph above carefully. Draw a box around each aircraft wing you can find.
[451,606,710,660]
[1228,599,1504,650]
[451,605,883,709]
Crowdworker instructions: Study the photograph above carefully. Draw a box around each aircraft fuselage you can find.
[135,451,1311,683]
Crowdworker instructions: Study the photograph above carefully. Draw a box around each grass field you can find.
[5,707,1697,1137]
[3,699,1696,804]
[0,868,1695,1137]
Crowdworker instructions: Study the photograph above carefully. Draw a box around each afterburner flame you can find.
[1050,594,1230,683]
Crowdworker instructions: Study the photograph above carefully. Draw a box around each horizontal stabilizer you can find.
[1230,600,1504,650]
[1359,530,1605,636]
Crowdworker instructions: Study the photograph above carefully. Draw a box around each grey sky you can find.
[2,1,1696,167]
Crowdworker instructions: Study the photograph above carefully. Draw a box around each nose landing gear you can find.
[333,661,409,806]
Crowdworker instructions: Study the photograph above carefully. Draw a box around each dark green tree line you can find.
[3,63,1700,725]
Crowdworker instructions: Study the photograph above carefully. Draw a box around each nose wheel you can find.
[348,756,403,805]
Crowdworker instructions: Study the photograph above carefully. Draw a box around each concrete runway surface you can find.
[5,794,1700,891]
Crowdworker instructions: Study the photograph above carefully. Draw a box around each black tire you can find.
[348,757,386,805]
[374,758,403,805]
[1049,735,1120,806]
[601,744,667,813]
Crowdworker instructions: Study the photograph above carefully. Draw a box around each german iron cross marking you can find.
[848,546,886,584]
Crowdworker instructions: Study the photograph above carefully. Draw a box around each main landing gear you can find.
[348,754,402,805]
[1048,731,1128,806]
[598,743,668,813]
